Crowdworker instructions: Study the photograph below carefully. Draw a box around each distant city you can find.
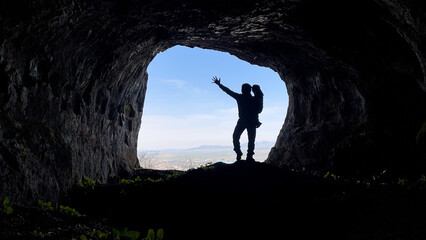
[137,141,274,170]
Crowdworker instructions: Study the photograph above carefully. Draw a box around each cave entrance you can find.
[137,46,288,170]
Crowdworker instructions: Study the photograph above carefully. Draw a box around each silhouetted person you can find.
[252,84,264,128]
[212,76,258,162]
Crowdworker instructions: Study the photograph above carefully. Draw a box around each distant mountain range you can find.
[138,141,275,153]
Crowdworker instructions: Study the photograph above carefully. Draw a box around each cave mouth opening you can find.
[137,45,289,170]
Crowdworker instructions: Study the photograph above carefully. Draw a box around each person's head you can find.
[241,83,252,95]
[252,84,263,96]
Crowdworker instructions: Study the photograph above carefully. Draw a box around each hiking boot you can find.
[246,155,255,163]
[235,149,243,162]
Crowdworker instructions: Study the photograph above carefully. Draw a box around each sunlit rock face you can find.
[1,0,425,203]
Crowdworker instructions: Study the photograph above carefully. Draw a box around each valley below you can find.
[138,142,274,170]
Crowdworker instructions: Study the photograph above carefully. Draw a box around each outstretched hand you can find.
[212,76,221,85]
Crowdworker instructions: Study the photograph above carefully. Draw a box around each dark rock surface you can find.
[1,0,426,203]
[2,161,422,240]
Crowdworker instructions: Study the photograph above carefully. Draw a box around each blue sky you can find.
[137,46,288,150]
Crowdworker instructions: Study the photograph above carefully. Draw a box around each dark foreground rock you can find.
[3,162,424,240]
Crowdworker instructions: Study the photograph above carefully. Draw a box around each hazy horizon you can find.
[137,141,275,170]
[137,140,275,152]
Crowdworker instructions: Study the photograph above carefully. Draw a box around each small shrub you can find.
[112,228,121,239]
[397,178,408,186]
[166,173,182,180]
[145,177,163,183]
[120,178,135,185]
[156,228,164,240]
[323,171,340,180]
[59,205,85,217]
[113,228,140,240]
[78,177,98,190]
[121,228,140,240]
[38,200,54,211]
[32,230,46,239]
[120,176,163,185]
[111,227,164,240]
[91,229,109,239]
[145,229,155,240]
[2,196,13,215]
[142,228,164,240]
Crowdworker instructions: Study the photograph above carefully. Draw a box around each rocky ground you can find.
[2,161,426,240]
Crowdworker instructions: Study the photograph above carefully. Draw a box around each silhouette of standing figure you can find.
[212,76,258,162]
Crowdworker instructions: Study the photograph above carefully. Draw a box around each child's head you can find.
[252,84,263,95]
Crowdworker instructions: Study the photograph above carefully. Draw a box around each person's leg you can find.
[246,125,257,162]
[233,120,245,160]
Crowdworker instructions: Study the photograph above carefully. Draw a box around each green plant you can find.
[33,230,51,239]
[121,176,142,185]
[323,171,340,181]
[122,228,140,240]
[145,177,163,183]
[112,228,121,239]
[113,228,140,240]
[120,178,135,185]
[120,176,142,185]
[111,228,163,240]
[60,205,85,217]
[91,229,109,239]
[2,196,13,215]
[120,176,163,185]
[397,178,408,186]
[141,228,164,240]
[78,177,98,190]
[165,173,182,180]
[156,229,164,240]
[145,229,155,240]
[33,230,45,239]
[38,200,54,211]
[71,235,92,240]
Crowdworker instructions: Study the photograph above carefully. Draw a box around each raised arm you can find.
[212,76,239,99]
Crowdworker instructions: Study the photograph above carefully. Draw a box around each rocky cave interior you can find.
[1,0,426,206]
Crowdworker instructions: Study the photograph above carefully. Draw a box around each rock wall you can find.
[0,0,152,203]
[1,0,425,203]
[267,0,426,176]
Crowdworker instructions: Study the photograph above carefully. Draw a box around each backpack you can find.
[255,95,263,114]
